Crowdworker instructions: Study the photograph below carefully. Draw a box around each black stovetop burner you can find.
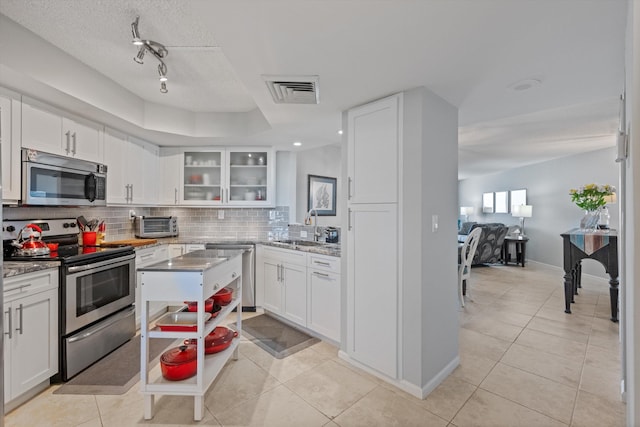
[6,244,134,264]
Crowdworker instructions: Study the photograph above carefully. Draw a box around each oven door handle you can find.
[67,253,136,273]
[66,305,135,343]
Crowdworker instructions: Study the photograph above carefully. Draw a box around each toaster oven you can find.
[134,216,179,238]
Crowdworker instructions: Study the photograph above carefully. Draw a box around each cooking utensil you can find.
[12,224,50,256]
[77,216,88,231]
[184,326,238,354]
[160,345,197,381]
[211,287,233,305]
[184,299,214,313]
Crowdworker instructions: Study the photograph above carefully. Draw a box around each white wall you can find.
[295,144,342,226]
[459,147,619,278]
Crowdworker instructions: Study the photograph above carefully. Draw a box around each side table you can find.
[502,235,529,267]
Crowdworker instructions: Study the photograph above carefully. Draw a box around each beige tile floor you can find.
[5,262,626,426]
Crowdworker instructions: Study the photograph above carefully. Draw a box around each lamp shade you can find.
[460,206,474,216]
[512,205,533,218]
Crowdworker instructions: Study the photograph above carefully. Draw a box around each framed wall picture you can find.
[510,189,527,212]
[482,192,494,213]
[308,175,337,216]
[495,191,509,213]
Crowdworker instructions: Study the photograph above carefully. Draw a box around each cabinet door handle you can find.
[314,261,331,266]
[280,265,285,282]
[130,184,134,202]
[312,271,330,278]
[4,308,12,339]
[65,131,71,154]
[72,132,77,155]
[16,304,23,335]
[276,264,280,282]
[348,177,352,200]
[174,188,178,204]
[348,208,353,231]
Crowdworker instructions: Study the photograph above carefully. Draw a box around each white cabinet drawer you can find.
[262,245,307,266]
[185,244,205,253]
[307,253,340,273]
[4,269,58,301]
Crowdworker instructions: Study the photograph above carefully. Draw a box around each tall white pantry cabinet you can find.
[345,94,400,379]
[343,88,460,399]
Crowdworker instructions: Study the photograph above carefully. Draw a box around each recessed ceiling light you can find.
[337,129,343,135]
[508,78,542,92]
[293,141,302,147]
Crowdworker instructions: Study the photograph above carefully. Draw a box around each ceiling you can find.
[0,0,627,179]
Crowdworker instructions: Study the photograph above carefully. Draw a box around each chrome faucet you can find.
[307,209,321,241]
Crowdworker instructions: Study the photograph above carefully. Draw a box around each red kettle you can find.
[12,223,50,256]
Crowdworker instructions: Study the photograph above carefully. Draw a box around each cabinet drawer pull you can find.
[313,271,330,278]
[16,304,23,335]
[4,308,12,339]
[313,261,331,266]
[348,176,352,200]
[4,283,32,293]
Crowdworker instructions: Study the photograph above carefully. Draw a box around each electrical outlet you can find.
[300,230,308,238]
[218,210,224,219]
[269,210,276,220]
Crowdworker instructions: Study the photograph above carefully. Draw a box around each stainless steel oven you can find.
[63,253,135,334]
[21,148,107,206]
[3,218,135,381]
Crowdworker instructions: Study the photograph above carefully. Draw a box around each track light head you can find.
[160,81,168,93]
[131,16,143,45]
[133,46,145,64]
[158,62,168,82]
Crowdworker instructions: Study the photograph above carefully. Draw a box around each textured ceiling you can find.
[0,0,628,178]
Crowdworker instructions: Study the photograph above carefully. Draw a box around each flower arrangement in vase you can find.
[569,184,616,231]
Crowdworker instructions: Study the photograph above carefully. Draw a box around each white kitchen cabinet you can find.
[135,245,169,326]
[168,244,186,259]
[3,269,58,410]
[0,89,22,203]
[104,129,159,205]
[347,95,399,204]
[307,253,341,343]
[164,148,275,206]
[22,99,103,163]
[346,94,400,379]
[260,246,308,327]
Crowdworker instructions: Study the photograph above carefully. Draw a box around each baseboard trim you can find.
[338,350,460,399]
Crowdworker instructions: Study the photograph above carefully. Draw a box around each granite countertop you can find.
[129,237,341,257]
[3,261,61,279]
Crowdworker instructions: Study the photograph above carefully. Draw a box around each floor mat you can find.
[234,314,320,359]
[54,336,176,395]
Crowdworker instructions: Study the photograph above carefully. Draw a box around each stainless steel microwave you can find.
[134,216,179,238]
[21,148,107,206]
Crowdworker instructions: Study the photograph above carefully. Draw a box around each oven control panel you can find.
[2,218,79,241]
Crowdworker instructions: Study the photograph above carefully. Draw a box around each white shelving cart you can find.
[138,249,243,421]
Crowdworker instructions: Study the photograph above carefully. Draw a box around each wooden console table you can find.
[561,229,619,322]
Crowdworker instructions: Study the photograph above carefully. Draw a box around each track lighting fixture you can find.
[131,16,169,93]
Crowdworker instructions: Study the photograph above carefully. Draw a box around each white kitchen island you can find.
[138,249,243,421]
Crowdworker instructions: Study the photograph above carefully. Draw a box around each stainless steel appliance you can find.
[325,227,339,243]
[204,242,255,311]
[3,219,135,381]
[134,216,179,238]
[21,148,107,206]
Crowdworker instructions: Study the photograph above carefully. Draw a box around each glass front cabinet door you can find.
[180,148,274,206]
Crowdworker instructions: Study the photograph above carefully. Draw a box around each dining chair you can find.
[458,227,482,307]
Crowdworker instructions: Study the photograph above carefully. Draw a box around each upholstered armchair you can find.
[458,222,509,265]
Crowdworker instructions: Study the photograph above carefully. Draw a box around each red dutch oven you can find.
[184,326,238,354]
[160,345,197,381]
[184,298,214,313]
[212,287,233,305]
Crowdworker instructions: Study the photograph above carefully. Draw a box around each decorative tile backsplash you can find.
[3,206,290,242]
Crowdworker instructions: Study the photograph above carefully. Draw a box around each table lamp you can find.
[512,205,533,236]
[460,206,474,222]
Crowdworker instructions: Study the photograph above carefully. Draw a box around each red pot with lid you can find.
[184,326,238,354]
[184,298,214,313]
[212,287,233,305]
[160,345,197,381]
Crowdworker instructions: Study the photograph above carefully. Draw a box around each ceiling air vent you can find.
[263,75,319,104]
